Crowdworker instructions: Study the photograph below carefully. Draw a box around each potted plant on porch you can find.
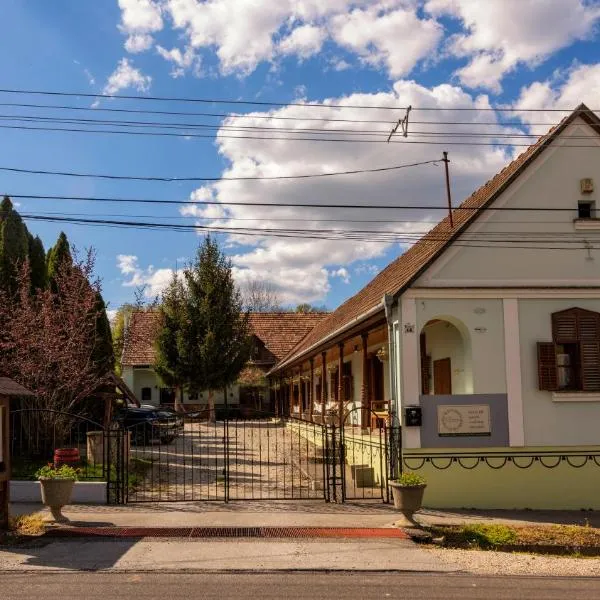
[388,472,427,526]
[35,464,79,523]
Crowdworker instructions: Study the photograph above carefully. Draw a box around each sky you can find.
[1,0,600,316]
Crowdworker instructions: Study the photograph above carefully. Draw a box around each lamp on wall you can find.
[376,346,389,362]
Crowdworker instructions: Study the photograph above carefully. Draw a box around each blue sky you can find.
[1,0,600,314]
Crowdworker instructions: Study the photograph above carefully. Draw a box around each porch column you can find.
[321,351,327,414]
[401,296,420,448]
[274,377,279,417]
[298,365,304,416]
[309,358,315,421]
[361,332,369,428]
[503,299,525,446]
[338,342,344,428]
[288,373,293,416]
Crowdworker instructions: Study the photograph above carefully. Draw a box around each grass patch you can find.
[127,457,153,492]
[11,457,107,481]
[428,523,600,553]
[1,513,46,546]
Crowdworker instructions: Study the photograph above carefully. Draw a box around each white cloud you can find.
[330,267,350,284]
[514,62,600,127]
[102,58,152,95]
[125,33,154,53]
[426,0,600,92]
[181,80,515,304]
[117,254,175,298]
[156,45,201,78]
[330,5,442,77]
[278,24,326,59]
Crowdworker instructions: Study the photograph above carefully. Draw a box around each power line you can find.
[0,88,594,112]
[0,159,438,182]
[0,101,575,128]
[19,213,600,250]
[7,193,595,211]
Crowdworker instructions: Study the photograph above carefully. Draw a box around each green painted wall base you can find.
[405,447,600,510]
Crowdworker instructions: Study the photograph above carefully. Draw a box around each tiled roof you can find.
[0,377,33,396]
[274,104,599,370]
[121,310,327,367]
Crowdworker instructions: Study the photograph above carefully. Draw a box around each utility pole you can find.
[442,151,454,228]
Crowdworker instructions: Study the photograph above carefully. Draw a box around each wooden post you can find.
[442,151,454,228]
[0,395,9,530]
[298,365,304,417]
[309,358,315,421]
[321,351,327,418]
[338,342,344,428]
[361,332,369,429]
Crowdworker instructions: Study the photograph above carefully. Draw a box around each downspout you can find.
[383,294,398,426]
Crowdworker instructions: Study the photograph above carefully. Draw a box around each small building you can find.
[121,311,327,413]
[0,376,33,529]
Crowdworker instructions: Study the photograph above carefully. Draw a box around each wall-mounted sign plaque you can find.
[437,404,491,437]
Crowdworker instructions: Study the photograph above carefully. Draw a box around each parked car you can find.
[115,407,183,445]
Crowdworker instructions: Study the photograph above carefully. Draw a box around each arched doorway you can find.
[420,317,473,395]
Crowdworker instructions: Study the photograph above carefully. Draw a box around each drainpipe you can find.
[383,294,398,426]
[384,293,402,479]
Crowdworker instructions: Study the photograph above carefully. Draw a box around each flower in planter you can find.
[35,464,80,481]
[393,472,426,487]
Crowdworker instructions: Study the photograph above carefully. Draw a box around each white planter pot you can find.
[39,479,75,523]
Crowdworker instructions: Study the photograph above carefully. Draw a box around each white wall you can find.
[422,320,469,394]
[414,118,600,288]
[519,298,600,446]
[415,298,506,395]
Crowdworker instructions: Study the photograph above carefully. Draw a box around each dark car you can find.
[116,407,184,445]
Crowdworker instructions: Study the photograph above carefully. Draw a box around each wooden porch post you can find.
[288,373,293,416]
[321,351,327,417]
[298,365,304,417]
[361,332,369,429]
[338,341,344,428]
[309,358,315,421]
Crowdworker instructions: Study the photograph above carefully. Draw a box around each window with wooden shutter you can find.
[537,342,558,391]
[580,342,600,391]
[539,308,600,393]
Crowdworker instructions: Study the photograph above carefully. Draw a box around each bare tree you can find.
[241,279,282,312]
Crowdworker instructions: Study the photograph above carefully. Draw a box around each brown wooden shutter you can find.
[580,342,600,391]
[577,311,600,341]
[537,342,558,391]
[552,310,578,342]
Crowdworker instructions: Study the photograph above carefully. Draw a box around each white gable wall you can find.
[414,118,600,288]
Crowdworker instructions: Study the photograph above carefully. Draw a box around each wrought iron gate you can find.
[122,412,331,503]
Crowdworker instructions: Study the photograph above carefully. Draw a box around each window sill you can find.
[573,218,600,230]
[552,392,600,402]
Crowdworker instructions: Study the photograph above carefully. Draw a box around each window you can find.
[538,308,600,392]
[578,201,595,219]
[188,391,199,401]
[141,387,151,402]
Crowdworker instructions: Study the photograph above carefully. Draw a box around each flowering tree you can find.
[0,250,113,448]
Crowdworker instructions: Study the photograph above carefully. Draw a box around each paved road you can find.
[3,572,600,600]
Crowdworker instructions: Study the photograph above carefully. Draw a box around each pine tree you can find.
[28,233,47,292]
[112,304,135,375]
[184,236,251,421]
[47,231,72,290]
[154,273,188,409]
[0,196,29,295]
[154,237,251,419]
[92,292,115,376]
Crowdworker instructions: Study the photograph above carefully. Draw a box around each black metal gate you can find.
[122,412,331,503]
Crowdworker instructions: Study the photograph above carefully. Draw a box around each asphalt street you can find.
[3,572,600,600]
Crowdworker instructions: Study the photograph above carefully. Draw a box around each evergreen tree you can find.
[154,274,188,409]
[92,292,115,376]
[28,233,47,292]
[185,236,251,421]
[154,237,251,419]
[46,231,72,290]
[111,304,135,375]
[0,196,29,294]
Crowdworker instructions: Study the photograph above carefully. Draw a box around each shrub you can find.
[394,472,426,487]
[460,524,518,548]
[35,463,79,480]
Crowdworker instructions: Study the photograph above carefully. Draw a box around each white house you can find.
[270,104,600,509]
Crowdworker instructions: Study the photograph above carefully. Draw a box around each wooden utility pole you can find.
[442,151,454,228]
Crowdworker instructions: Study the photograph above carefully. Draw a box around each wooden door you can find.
[433,358,452,395]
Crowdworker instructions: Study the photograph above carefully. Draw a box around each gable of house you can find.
[274,105,598,370]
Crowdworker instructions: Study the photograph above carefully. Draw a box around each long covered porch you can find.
[269,316,392,430]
